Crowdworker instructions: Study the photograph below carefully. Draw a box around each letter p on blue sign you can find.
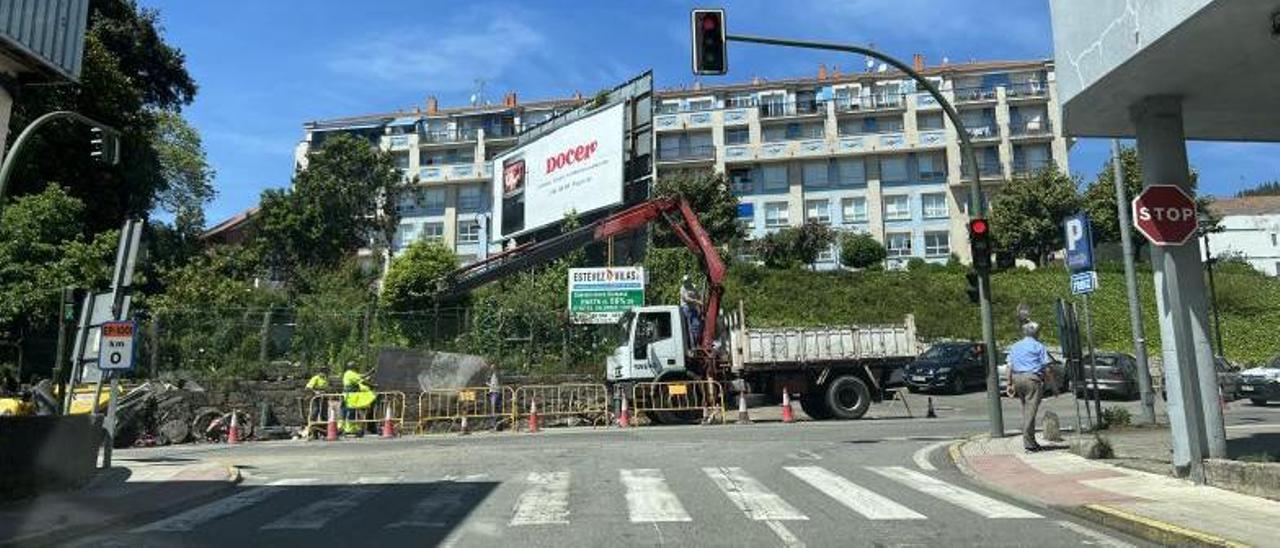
[1063,213,1094,272]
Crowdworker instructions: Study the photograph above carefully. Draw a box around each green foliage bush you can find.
[754,224,834,269]
[840,233,887,269]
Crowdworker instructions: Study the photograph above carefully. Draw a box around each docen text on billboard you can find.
[492,102,625,240]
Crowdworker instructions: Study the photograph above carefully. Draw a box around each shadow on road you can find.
[1227,432,1280,460]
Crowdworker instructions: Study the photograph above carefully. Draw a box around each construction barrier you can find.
[304,391,406,437]
[631,380,727,424]
[512,384,612,429]
[417,386,516,434]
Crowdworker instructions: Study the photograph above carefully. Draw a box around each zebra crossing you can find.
[126,465,1040,536]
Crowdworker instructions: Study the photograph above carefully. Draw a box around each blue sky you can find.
[142,0,1280,225]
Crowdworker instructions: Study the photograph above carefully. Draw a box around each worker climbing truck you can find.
[432,195,921,422]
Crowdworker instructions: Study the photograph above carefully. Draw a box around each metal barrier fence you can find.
[631,380,726,424]
[417,386,517,433]
[512,384,612,428]
[303,391,407,435]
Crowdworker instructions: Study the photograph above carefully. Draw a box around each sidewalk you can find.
[953,433,1279,547]
[0,454,240,546]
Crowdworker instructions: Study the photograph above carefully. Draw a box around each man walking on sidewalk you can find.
[1006,321,1052,452]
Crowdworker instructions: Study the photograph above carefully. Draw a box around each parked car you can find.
[904,341,985,395]
[1161,356,1242,401]
[1074,352,1140,400]
[1239,355,1280,405]
[998,350,1068,395]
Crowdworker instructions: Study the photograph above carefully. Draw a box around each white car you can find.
[998,351,1068,395]
[1239,364,1280,405]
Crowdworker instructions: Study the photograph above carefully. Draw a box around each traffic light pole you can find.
[724,33,1004,437]
[0,110,120,219]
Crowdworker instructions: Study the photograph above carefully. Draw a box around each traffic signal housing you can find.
[968,217,992,272]
[90,127,119,165]
[966,271,980,304]
[691,9,727,75]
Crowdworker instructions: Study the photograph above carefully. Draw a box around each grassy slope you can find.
[721,264,1280,365]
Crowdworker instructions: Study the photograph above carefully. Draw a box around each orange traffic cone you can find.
[459,415,470,435]
[381,405,395,438]
[326,403,338,442]
[781,388,795,423]
[737,393,751,424]
[227,411,240,445]
[528,399,540,433]
[619,394,630,428]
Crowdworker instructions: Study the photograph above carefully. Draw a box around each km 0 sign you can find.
[1132,185,1198,246]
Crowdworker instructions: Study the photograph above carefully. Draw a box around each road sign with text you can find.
[97,321,135,371]
[1070,271,1098,295]
[1132,185,1198,246]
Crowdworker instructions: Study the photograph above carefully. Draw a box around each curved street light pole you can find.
[0,110,121,218]
[724,33,1004,436]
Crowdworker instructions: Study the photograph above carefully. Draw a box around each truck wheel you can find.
[799,393,834,420]
[825,376,871,420]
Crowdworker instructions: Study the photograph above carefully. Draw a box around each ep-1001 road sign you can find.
[98,320,136,371]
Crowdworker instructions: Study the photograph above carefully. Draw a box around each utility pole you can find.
[1112,140,1156,424]
[1200,230,1225,358]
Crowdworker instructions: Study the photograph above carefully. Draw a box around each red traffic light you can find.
[700,13,719,30]
[969,218,989,235]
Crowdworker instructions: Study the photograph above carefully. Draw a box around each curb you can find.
[947,435,1249,548]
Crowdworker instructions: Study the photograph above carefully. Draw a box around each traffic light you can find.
[691,9,727,75]
[966,271,980,304]
[90,127,119,165]
[968,217,993,272]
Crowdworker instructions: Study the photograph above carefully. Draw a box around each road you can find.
[64,398,1160,548]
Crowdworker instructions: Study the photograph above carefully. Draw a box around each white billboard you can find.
[492,102,625,240]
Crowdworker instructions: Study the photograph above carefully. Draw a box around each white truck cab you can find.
[606,305,689,383]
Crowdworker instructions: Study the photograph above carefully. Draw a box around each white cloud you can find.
[327,9,545,91]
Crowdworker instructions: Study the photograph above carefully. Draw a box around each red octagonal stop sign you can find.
[1132,185,1198,246]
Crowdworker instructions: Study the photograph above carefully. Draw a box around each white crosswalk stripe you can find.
[510,471,571,526]
[132,478,317,532]
[620,469,692,523]
[784,466,926,520]
[386,481,484,528]
[868,466,1042,519]
[260,477,393,530]
[703,467,807,521]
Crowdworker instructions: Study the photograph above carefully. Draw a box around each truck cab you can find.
[606,306,689,383]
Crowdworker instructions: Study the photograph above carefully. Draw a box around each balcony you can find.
[1011,158,1052,177]
[965,124,1000,142]
[832,94,905,113]
[1009,118,1054,138]
[657,145,716,163]
[418,162,491,183]
[763,125,825,143]
[758,100,824,119]
[961,159,1003,179]
[953,87,998,104]
[421,128,480,144]
[484,125,522,140]
[1005,81,1048,100]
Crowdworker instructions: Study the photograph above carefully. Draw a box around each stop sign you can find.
[1132,185,1199,245]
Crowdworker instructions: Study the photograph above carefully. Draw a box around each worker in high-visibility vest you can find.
[304,371,330,429]
[340,363,376,435]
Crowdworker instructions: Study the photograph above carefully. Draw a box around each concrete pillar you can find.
[443,186,459,248]
[1131,96,1227,481]
[866,160,885,242]
[787,161,804,227]
[995,87,1013,180]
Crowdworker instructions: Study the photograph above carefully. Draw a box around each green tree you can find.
[6,0,197,233]
[151,110,215,232]
[651,169,743,248]
[990,166,1081,266]
[1236,181,1280,198]
[1082,145,1209,259]
[381,240,462,312]
[254,133,404,281]
[840,233,887,269]
[754,223,835,269]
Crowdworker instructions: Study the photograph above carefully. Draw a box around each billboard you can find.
[568,267,645,324]
[492,102,626,239]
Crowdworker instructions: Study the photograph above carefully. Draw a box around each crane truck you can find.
[434,196,920,422]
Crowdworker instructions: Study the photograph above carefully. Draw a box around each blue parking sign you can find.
[1063,213,1094,272]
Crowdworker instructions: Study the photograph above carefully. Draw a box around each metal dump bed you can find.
[727,310,919,371]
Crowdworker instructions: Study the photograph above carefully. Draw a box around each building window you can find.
[687,97,715,111]
[764,202,789,228]
[917,152,946,181]
[457,220,483,244]
[1272,233,1276,247]
[802,160,830,188]
[836,158,866,186]
[762,126,787,143]
[458,185,483,212]
[873,116,904,134]
[887,232,913,257]
[727,94,754,108]
[422,222,444,242]
[657,101,680,114]
[922,193,948,219]
[841,197,868,224]
[424,188,446,214]
[884,195,911,221]
[806,199,830,224]
[817,247,835,263]
[880,156,908,184]
[729,168,754,194]
[394,152,410,172]
[917,112,944,131]
[737,203,755,232]
[924,231,950,256]
[397,223,417,249]
[726,127,749,145]
[762,164,788,192]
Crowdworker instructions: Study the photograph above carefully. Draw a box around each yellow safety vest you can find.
[305,375,329,390]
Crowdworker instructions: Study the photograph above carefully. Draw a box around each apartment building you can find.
[295,58,1068,267]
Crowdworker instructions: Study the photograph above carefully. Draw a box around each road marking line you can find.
[868,466,1041,519]
[912,440,954,471]
[620,469,692,523]
[784,466,925,520]
[260,477,390,530]
[1056,520,1135,547]
[387,481,480,528]
[510,471,570,526]
[703,467,807,521]
[764,520,806,547]
[133,478,316,532]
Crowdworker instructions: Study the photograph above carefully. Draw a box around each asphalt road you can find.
[65,409,1156,548]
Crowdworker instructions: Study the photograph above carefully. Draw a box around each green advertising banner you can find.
[568,267,645,324]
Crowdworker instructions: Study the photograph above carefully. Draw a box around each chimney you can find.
[503,92,518,107]
[912,54,925,72]
[573,90,582,100]
[426,96,438,114]
[818,63,828,80]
